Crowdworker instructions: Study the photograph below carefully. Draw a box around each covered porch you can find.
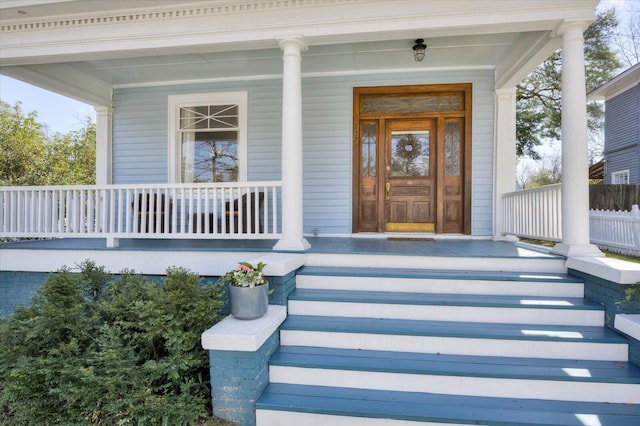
[0,0,604,257]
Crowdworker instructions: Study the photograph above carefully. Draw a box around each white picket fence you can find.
[590,205,640,256]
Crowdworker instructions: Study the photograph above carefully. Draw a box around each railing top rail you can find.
[503,183,562,198]
[0,181,282,191]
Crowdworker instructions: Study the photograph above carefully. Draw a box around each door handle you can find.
[385,182,390,199]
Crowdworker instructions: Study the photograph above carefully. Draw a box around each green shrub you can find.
[0,261,226,425]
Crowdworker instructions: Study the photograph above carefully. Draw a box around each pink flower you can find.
[239,264,253,272]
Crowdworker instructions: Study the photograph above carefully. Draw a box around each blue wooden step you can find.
[281,315,625,344]
[289,289,601,310]
[297,265,582,283]
[280,315,628,360]
[270,346,640,385]
[256,383,640,425]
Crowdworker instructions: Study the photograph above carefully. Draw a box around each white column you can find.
[273,37,310,251]
[94,105,113,185]
[95,105,117,248]
[493,88,518,241]
[552,23,603,257]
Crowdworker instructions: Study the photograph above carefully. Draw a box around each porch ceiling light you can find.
[412,39,427,62]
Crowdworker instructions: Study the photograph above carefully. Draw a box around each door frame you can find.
[352,83,472,234]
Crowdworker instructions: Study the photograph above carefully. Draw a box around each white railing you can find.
[503,184,562,242]
[590,205,640,256]
[0,182,281,243]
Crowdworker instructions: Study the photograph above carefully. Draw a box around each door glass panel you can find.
[361,122,377,177]
[445,121,461,176]
[391,131,430,177]
[362,95,462,113]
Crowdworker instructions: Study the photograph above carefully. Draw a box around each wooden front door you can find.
[353,84,471,234]
[385,119,436,232]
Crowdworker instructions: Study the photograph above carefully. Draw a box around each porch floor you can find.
[0,237,561,259]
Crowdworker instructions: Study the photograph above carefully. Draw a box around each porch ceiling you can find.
[0,0,598,104]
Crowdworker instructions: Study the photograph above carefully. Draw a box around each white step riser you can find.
[296,276,584,298]
[304,254,567,274]
[288,300,604,326]
[257,410,473,426]
[280,330,629,361]
[270,366,640,404]
[257,410,471,426]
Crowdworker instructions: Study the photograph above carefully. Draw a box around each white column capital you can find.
[555,21,591,38]
[494,87,516,100]
[94,105,113,115]
[277,37,308,53]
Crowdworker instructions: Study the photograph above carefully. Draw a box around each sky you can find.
[0,0,635,136]
[0,75,96,135]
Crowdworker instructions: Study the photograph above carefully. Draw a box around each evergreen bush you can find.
[0,261,226,425]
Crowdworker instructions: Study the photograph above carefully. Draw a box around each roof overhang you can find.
[588,62,640,101]
[0,0,599,105]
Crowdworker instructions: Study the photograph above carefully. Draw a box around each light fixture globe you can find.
[412,38,427,62]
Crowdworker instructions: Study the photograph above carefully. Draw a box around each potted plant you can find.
[218,261,269,320]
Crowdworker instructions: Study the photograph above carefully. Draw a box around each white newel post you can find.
[552,23,602,257]
[273,37,311,251]
[493,88,518,241]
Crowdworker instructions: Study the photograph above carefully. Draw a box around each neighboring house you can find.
[588,63,640,185]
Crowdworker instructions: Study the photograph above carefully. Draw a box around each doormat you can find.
[387,237,435,241]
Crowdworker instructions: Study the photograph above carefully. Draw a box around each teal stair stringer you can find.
[256,265,640,426]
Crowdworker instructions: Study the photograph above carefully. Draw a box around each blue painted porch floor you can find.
[0,237,561,259]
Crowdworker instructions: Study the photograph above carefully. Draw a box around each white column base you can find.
[273,237,311,251]
[551,243,604,258]
[106,237,119,248]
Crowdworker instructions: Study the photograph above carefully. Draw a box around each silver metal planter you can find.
[229,281,269,320]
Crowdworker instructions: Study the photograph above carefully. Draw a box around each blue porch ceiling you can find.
[29,34,522,89]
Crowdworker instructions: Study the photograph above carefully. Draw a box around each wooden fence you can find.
[590,185,640,211]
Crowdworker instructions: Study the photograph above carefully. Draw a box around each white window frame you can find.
[168,92,248,183]
[611,169,630,185]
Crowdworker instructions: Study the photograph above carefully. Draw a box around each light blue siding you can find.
[603,84,640,184]
[112,69,495,236]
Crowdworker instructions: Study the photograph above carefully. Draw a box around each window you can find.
[168,92,247,183]
[612,170,630,184]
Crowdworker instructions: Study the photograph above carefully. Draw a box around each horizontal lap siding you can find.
[113,91,168,183]
[603,85,640,184]
[112,69,494,235]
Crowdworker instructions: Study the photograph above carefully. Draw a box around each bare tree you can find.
[611,2,640,67]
